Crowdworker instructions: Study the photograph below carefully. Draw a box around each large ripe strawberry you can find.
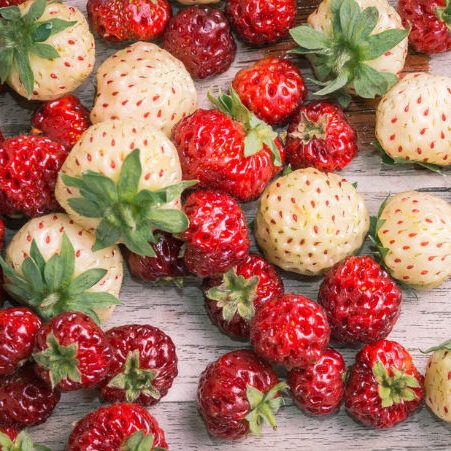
[90,42,196,136]
[180,190,250,278]
[31,95,91,151]
[162,6,236,80]
[225,0,296,45]
[255,167,370,276]
[33,312,112,391]
[232,57,307,126]
[290,0,408,106]
[0,0,95,100]
[172,90,284,202]
[287,348,346,415]
[345,340,424,428]
[55,120,196,257]
[0,135,68,218]
[203,254,284,340]
[67,403,168,451]
[369,191,451,288]
[100,324,178,406]
[318,256,402,345]
[423,339,451,422]
[375,73,450,169]
[0,364,61,428]
[1,213,123,323]
[87,0,171,42]
[398,0,451,54]
[286,101,358,171]
[0,428,50,451]
[0,307,42,376]
[198,349,286,439]
[251,293,331,369]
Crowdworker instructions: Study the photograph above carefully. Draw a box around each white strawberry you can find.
[375,73,451,168]
[1,213,123,323]
[370,191,451,288]
[55,119,196,257]
[255,167,370,276]
[1,0,95,100]
[90,42,197,136]
[424,340,451,423]
[290,0,408,105]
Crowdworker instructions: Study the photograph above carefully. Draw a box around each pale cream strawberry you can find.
[255,168,370,276]
[424,342,451,422]
[4,213,123,323]
[90,42,197,136]
[374,191,451,288]
[376,73,451,166]
[7,0,95,101]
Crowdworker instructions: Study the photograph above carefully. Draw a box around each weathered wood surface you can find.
[0,0,450,449]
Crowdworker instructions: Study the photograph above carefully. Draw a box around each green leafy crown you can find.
[208,88,282,166]
[123,431,167,451]
[0,0,76,97]
[0,430,50,451]
[435,0,451,28]
[61,148,197,257]
[289,0,408,106]
[0,232,121,323]
[206,269,260,322]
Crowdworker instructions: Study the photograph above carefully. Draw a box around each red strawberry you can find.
[162,7,236,80]
[202,253,284,340]
[232,57,307,126]
[67,403,168,451]
[0,364,60,428]
[0,216,4,307]
[172,90,285,202]
[33,312,112,392]
[286,101,358,172]
[0,135,68,218]
[225,0,296,45]
[318,256,402,345]
[125,231,188,283]
[31,95,91,151]
[345,340,424,428]
[180,190,250,277]
[0,307,42,376]
[250,293,331,369]
[87,0,171,42]
[287,348,346,416]
[197,349,286,439]
[100,324,178,406]
[398,0,451,54]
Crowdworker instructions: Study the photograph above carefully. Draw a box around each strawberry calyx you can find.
[0,232,121,323]
[368,194,390,262]
[0,430,50,451]
[245,382,287,436]
[33,332,81,388]
[206,269,259,322]
[208,88,282,166]
[290,112,328,143]
[436,0,451,29]
[372,360,420,408]
[422,339,451,354]
[122,430,167,451]
[61,148,197,257]
[0,0,77,97]
[107,350,161,403]
[289,0,408,106]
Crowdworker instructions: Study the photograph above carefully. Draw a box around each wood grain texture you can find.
[0,0,450,449]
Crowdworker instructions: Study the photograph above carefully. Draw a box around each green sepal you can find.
[368,193,391,265]
[282,165,293,176]
[289,0,408,100]
[372,361,420,408]
[0,233,121,323]
[208,89,282,166]
[0,0,77,96]
[107,350,161,403]
[0,430,51,451]
[421,339,451,354]
[122,430,167,451]
[245,382,287,436]
[62,148,197,257]
[33,332,81,388]
[205,269,259,322]
[435,0,451,28]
